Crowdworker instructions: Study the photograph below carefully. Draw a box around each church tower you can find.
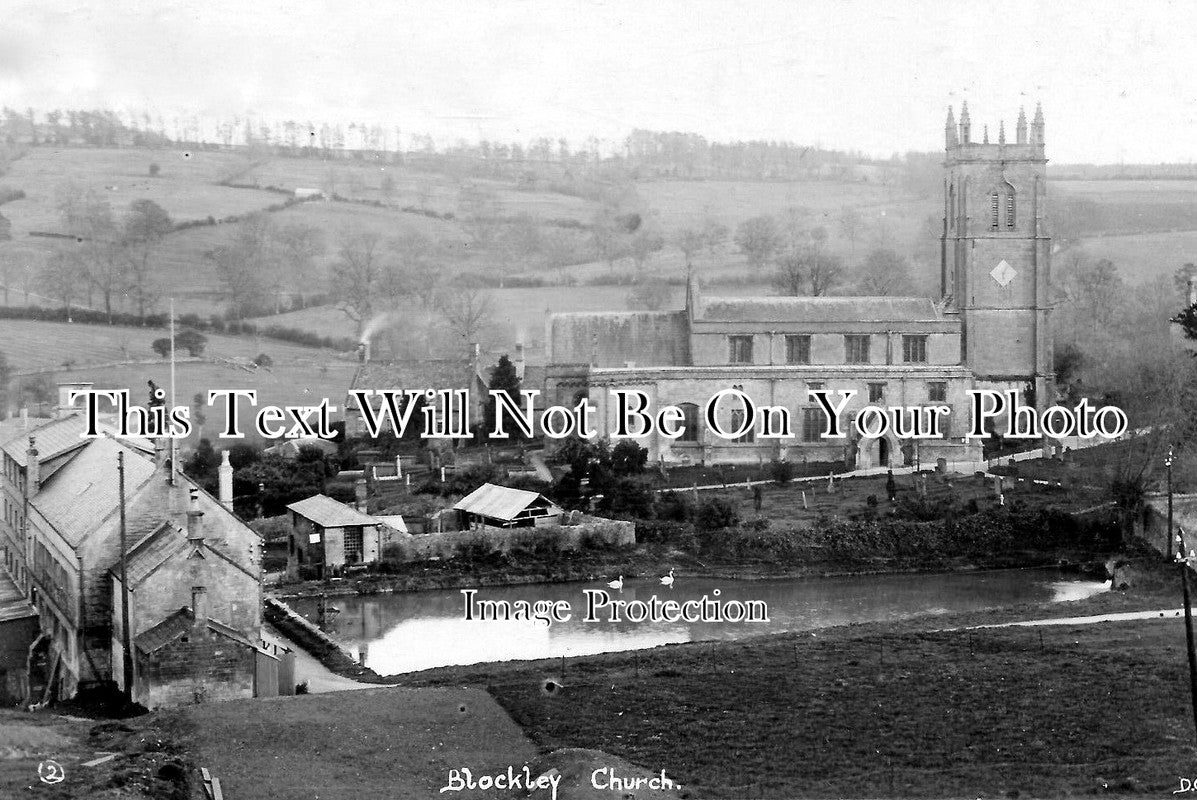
[941,102,1053,410]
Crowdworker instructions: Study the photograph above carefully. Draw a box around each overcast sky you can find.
[2,0,1194,163]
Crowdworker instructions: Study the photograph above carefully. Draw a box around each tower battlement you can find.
[945,101,1045,157]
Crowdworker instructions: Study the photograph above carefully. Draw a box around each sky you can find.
[1,0,1195,163]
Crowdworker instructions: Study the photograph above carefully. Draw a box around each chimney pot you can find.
[186,487,204,542]
[25,436,40,497]
[218,451,234,510]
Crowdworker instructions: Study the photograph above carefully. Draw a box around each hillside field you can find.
[1,147,1196,339]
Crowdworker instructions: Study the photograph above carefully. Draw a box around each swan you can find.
[659,569,675,589]
[606,575,624,592]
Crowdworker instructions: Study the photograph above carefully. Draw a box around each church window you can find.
[728,335,753,364]
[928,382,947,402]
[868,383,886,403]
[902,335,928,363]
[785,335,811,364]
[845,335,870,363]
[676,403,700,442]
[802,407,823,442]
[729,408,755,443]
[990,194,1000,229]
[1006,194,1016,228]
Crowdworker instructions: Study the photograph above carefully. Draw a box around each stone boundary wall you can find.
[384,517,635,562]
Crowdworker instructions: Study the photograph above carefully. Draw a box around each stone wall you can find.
[136,633,256,708]
[383,517,636,563]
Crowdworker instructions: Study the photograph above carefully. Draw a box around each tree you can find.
[483,354,522,439]
[771,249,807,296]
[41,246,84,314]
[274,222,325,309]
[437,277,494,349]
[673,227,705,268]
[175,329,207,356]
[837,207,864,256]
[122,199,173,320]
[57,185,126,319]
[208,213,277,319]
[628,223,665,270]
[806,249,845,297]
[702,217,729,257]
[328,229,397,337]
[151,338,171,358]
[734,214,781,269]
[609,440,647,476]
[626,278,671,311]
[857,247,914,296]
[0,349,10,417]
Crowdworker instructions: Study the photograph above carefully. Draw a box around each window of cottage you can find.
[677,403,700,442]
[928,382,948,402]
[802,407,823,442]
[868,383,886,403]
[344,526,364,563]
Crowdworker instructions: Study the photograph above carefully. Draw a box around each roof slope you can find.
[135,607,257,654]
[694,295,944,323]
[454,482,560,522]
[287,494,376,527]
[548,311,690,367]
[33,437,158,546]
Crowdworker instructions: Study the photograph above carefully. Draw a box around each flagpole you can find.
[169,298,176,486]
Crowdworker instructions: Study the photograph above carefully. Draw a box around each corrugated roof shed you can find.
[287,494,377,528]
[453,483,560,522]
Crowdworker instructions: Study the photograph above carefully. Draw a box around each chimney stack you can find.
[186,487,204,544]
[218,451,234,510]
[514,342,526,381]
[190,586,209,639]
[357,340,370,364]
[1188,276,1196,307]
[56,381,93,419]
[19,406,28,429]
[25,436,39,498]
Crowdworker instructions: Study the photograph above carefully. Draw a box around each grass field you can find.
[5,146,1197,333]
[0,319,350,372]
[1073,229,1197,282]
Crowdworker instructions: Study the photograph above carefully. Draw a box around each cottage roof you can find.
[348,358,475,393]
[453,482,560,522]
[287,494,377,528]
[33,437,158,547]
[0,413,154,467]
[134,607,257,654]
[693,295,944,324]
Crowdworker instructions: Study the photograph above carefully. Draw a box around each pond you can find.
[291,568,1108,675]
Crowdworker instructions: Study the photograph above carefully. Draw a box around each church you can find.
[542,103,1054,469]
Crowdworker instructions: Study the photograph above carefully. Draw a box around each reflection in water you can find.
[292,569,1107,675]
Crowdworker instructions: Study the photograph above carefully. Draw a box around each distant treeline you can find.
[0,304,357,352]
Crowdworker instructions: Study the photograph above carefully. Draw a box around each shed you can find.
[286,494,384,576]
[453,483,563,529]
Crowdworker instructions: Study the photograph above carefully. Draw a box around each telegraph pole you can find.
[1168,447,1175,562]
[1177,528,1197,740]
[118,452,133,699]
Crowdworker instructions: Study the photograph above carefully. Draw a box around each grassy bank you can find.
[387,558,1191,798]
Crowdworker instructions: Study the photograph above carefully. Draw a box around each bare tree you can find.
[329,229,396,337]
[208,213,277,319]
[856,247,914,296]
[41,246,84,314]
[275,222,326,308]
[771,249,806,296]
[57,185,126,319]
[837,206,865,258]
[122,199,173,320]
[674,227,705,269]
[437,278,494,349]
